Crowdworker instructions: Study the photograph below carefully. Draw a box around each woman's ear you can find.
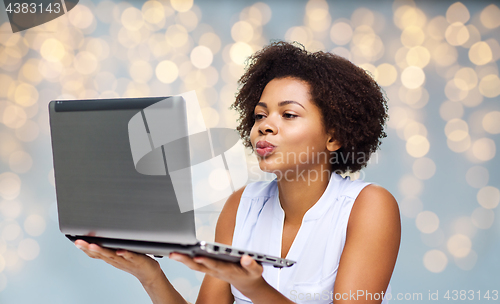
[326,131,342,152]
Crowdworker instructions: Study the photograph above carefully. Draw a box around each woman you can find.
[75,41,401,304]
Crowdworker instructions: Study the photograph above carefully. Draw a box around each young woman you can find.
[75,41,401,304]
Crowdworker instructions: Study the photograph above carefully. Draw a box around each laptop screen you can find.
[49,97,197,245]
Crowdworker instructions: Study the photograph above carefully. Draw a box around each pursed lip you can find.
[255,140,277,157]
[256,140,276,149]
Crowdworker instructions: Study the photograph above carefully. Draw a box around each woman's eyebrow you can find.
[256,100,306,110]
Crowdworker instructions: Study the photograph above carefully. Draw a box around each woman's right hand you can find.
[74,239,163,287]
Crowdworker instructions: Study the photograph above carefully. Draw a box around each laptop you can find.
[48,96,296,268]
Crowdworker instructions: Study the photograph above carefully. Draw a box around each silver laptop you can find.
[48,96,295,268]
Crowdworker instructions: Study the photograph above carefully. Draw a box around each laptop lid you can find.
[49,96,198,245]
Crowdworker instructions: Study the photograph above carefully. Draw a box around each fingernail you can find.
[170,254,180,261]
[75,244,83,250]
[242,257,252,266]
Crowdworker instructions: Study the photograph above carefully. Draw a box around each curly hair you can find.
[229,41,389,173]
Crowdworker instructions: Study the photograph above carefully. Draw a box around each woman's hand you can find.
[170,253,266,299]
[74,239,163,287]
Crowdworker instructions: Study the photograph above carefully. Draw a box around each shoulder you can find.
[214,179,277,246]
[214,185,247,246]
[347,183,401,243]
[335,184,401,295]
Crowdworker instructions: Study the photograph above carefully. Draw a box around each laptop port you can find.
[266,257,276,262]
[248,253,254,257]
[257,255,263,259]
[238,251,245,255]
[213,245,219,252]
[225,248,232,253]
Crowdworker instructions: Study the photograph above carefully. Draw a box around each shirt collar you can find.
[271,172,348,222]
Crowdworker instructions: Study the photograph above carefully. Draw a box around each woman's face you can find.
[250,77,341,175]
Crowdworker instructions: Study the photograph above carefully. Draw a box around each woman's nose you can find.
[259,120,278,135]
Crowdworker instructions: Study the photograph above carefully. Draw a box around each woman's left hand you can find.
[169,252,267,298]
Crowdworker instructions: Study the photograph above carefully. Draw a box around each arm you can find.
[173,186,296,304]
[74,240,189,304]
[333,184,401,303]
[73,186,247,304]
[195,185,245,304]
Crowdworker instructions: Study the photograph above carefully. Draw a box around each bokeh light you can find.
[330,22,353,45]
[229,42,253,66]
[471,207,495,229]
[471,138,496,161]
[416,211,440,234]
[445,22,469,46]
[401,26,425,48]
[231,21,254,43]
[423,249,447,273]
[469,42,492,66]
[401,66,425,89]
[40,39,66,62]
[171,0,194,13]
[375,63,398,86]
[406,135,430,157]
[446,2,470,24]
[477,186,500,209]
[465,166,489,188]
[482,111,500,134]
[0,173,21,200]
[478,74,500,98]
[406,46,430,68]
[156,60,179,84]
[447,234,472,258]
[190,46,213,69]
[480,4,500,29]
[165,24,189,48]
[445,118,469,142]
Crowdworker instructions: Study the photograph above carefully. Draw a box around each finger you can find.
[116,250,135,261]
[170,253,211,273]
[74,241,100,259]
[74,239,89,248]
[88,243,120,259]
[192,256,223,270]
[240,255,263,276]
[84,244,126,264]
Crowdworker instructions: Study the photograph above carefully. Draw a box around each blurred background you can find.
[0,0,499,303]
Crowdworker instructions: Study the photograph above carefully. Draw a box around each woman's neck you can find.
[276,165,332,225]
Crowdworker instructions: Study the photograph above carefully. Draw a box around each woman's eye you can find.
[253,114,265,120]
[283,113,297,119]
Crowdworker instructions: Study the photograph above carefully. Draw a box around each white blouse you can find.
[230,172,391,304]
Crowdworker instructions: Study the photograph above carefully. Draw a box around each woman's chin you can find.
[257,162,279,174]
[257,162,289,176]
